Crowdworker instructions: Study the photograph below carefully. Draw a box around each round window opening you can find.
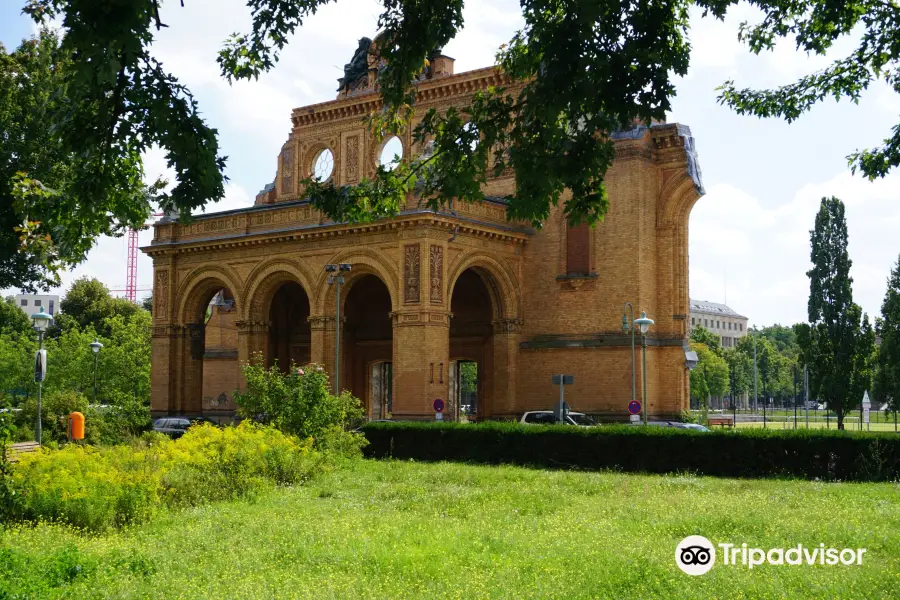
[379,136,404,170]
[312,148,334,181]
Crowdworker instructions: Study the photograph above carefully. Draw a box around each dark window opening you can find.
[565,223,591,276]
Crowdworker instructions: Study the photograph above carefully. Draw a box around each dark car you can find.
[152,416,216,439]
[639,420,710,432]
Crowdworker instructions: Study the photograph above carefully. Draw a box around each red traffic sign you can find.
[433,398,445,413]
[628,400,642,415]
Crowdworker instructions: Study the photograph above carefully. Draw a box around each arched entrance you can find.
[267,282,311,372]
[449,268,496,420]
[341,274,393,418]
[179,278,240,416]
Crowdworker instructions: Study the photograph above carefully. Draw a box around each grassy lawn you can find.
[2,460,898,599]
[733,420,899,431]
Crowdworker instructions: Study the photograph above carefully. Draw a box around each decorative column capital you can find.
[236,320,271,335]
[152,324,188,338]
[492,317,524,334]
[307,315,345,330]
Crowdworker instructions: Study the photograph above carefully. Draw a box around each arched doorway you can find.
[449,268,496,420]
[267,282,311,372]
[341,274,393,418]
[180,280,240,416]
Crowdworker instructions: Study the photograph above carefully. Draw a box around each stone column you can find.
[309,315,341,388]
[150,325,183,417]
[491,318,522,418]
[390,310,451,419]
[181,323,205,414]
[307,315,331,367]
[236,320,270,389]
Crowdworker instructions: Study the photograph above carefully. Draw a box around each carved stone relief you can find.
[429,245,443,303]
[404,244,420,304]
[345,135,360,184]
[154,270,169,317]
[281,145,294,195]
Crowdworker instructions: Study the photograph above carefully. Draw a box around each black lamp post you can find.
[792,365,798,429]
[633,311,655,424]
[325,263,352,395]
[31,310,53,445]
[621,302,636,412]
[89,339,103,405]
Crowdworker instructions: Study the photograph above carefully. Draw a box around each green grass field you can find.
[2,460,898,599]
[733,420,898,431]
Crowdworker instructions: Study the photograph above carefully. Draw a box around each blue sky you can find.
[3,1,899,327]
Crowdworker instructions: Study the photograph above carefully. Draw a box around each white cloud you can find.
[686,4,760,73]
[689,171,900,327]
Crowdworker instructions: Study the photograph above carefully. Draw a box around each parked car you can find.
[152,416,217,439]
[639,421,710,432]
[520,411,595,426]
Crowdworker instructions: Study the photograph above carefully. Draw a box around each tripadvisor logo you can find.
[675,536,867,575]
[676,536,716,576]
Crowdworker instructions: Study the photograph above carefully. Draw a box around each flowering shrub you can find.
[235,355,366,451]
[156,422,322,506]
[7,422,325,531]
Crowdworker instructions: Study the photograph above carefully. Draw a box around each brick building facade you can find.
[143,53,705,421]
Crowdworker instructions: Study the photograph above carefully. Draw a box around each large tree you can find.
[690,342,729,412]
[875,254,900,412]
[8,0,898,289]
[690,325,723,355]
[55,277,143,338]
[0,31,156,291]
[799,196,871,429]
[0,297,32,338]
[723,346,753,404]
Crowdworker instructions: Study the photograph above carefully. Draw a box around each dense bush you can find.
[235,355,365,449]
[19,389,88,444]
[0,285,153,444]
[5,423,326,531]
[361,421,900,482]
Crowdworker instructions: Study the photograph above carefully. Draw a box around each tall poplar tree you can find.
[800,197,870,429]
[876,255,900,412]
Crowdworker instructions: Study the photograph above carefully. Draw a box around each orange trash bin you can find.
[68,411,85,441]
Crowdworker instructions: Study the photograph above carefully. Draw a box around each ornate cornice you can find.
[290,67,514,129]
[143,210,531,258]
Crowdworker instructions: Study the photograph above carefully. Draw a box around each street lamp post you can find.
[752,325,759,419]
[31,311,53,445]
[633,311,655,424]
[325,263,352,395]
[792,364,798,430]
[90,339,103,405]
[621,303,636,409]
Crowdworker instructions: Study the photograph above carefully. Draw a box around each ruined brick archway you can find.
[313,248,400,316]
[146,58,703,421]
[241,258,318,323]
[340,273,393,415]
[449,269,495,419]
[173,273,241,415]
[268,282,312,372]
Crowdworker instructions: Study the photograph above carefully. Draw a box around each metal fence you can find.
[691,406,899,432]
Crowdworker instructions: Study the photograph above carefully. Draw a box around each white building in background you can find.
[14,294,59,318]
[689,299,748,348]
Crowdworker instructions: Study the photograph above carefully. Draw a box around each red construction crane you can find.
[125,213,164,302]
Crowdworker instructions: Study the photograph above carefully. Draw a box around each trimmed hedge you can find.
[361,421,900,482]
